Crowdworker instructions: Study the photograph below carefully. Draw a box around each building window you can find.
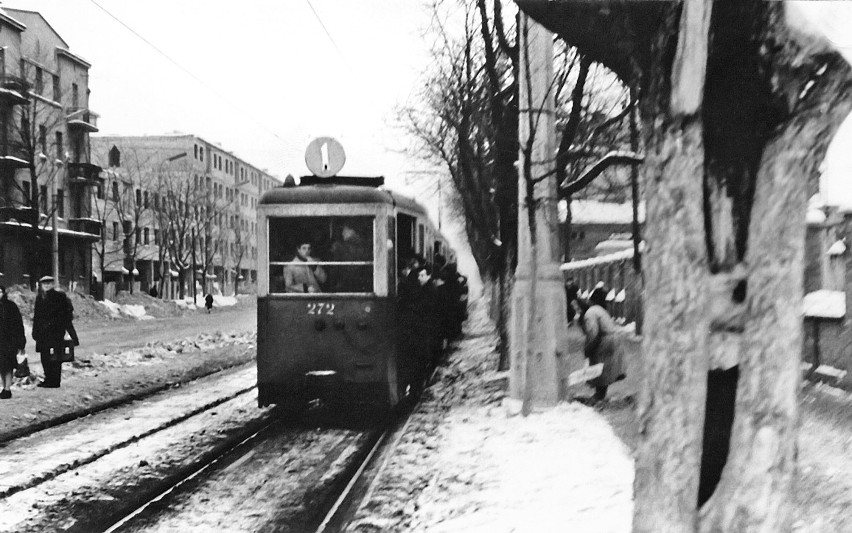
[35,67,43,95]
[108,146,120,167]
[143,227,149,245]
[0,49,5,75]
[57,189,64,218]
[135,189,141,207]
[71,83,79,108]
[96,184,104,200]
[22,181,30,205]
[153,193,159,211]
[113,222,119,241]
[112,182,120,202]
[199,147,204,161]
[135,226,141,244]
[194,144,198,159]
[39,125,47,153]
[52,74,60,101]
[55,132,63,160]
[39,185,47,213]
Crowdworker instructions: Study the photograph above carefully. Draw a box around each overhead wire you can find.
[87,0,286,143]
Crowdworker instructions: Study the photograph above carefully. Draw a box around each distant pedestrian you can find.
[204,293,214,313]
[582,287,625,402]
[0,286,25,399]
[32,276,79,389]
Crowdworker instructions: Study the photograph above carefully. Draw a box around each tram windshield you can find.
[268,216,374,294]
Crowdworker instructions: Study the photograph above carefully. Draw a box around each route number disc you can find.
[305,137,346,178]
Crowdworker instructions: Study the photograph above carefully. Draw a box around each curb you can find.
[0,348,255,445]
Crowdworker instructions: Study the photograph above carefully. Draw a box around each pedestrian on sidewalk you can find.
[204,293,214,313]
[0,285,25,399]
[582,287,625,402]
[32,276,79,388]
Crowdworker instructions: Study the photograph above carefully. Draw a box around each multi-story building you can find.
[90,134,278,298]
[0,8,101,290]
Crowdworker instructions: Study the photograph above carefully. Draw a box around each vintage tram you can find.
[256,175,453,411]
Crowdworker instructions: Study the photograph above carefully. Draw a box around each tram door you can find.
[397,213,416,271]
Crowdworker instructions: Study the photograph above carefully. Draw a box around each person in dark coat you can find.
[32,276,78,388]
[204,293,214,313]
[0,285,25,399]
[411,265,438,376]
[582,287,625,402]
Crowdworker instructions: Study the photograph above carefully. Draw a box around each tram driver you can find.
[283,240,327,293]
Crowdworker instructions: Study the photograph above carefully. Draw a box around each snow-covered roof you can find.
[807,208,827,225]
[594,239,633,254]
[559,199,645,225]
[828,240,847,256]
[560,248,635,272]
[803,290,845,319]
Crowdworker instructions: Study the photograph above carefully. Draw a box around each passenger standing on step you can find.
[33,276,79,389]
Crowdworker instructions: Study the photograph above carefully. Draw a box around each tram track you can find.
[0,361,428,533]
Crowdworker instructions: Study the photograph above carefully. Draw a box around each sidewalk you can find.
[345,301,635,533]
[0,304,257,443]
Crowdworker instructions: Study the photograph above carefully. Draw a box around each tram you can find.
[256,175,453,412]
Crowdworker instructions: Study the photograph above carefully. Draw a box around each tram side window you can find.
[268,216,374,294]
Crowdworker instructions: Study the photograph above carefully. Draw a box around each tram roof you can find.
[259,182,428,216]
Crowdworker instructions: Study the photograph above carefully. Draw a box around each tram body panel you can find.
[257,296,402,408]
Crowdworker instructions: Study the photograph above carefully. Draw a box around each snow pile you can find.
[98,299,153,320]
[409,403,634,533]
[803,290,846,319]
[213,295,238,307]
[173,295,237,308]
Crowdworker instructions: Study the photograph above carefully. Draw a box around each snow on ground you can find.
[408,402,634,533]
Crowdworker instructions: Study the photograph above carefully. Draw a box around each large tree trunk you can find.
[632,3,852,532]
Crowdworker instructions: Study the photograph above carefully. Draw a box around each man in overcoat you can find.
[33,276,79,388]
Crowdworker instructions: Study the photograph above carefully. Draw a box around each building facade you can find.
[90,134,278,298]
[0,8,101,290]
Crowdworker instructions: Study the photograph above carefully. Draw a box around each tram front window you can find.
[268,216,374,294]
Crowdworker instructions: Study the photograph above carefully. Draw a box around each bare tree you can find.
[87,167,122,299]
[157,160,196,300]
[0,58,68,287]
[404,0,639,369]
[103,149,158,294]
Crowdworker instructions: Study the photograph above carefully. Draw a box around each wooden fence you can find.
[560,248,643,328]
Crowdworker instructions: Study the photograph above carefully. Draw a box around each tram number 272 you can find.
[306,302,335,315]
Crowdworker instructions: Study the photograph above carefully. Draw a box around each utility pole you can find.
[191,226,197,304]
[510,14,573,410]
[52,191,59,284]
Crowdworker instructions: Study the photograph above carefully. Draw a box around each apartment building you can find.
[0,8,100,290]
[91,134,279,297]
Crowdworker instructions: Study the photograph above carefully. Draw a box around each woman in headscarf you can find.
[583,287,625,402]
[0,286,26,399]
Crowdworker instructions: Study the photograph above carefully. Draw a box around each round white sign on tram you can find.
[305,137,346,178]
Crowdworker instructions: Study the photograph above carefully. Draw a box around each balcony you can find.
[0,141,30,170]
[0,206,38,225]
[66,107,99,132]
[68,217,102,236]
[0,75,29,106]
[67,161,103,185]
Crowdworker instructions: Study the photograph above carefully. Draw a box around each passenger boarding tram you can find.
[256,175,452,411]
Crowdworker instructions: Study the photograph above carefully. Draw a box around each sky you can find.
[12,0,438,186]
